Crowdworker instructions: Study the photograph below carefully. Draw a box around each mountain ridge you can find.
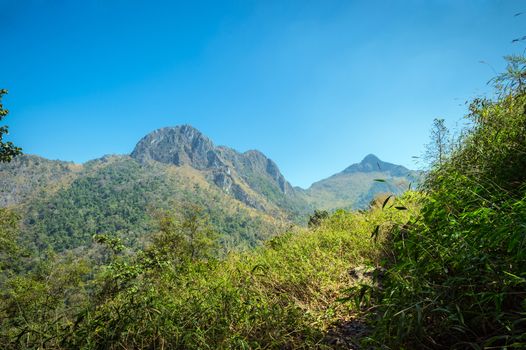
[305,153,421,210]
[0,124,419,252]
[131,125,291,187]
[341,153,412,177]
[1,125,420,212]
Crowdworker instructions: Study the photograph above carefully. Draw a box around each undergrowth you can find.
[0,196,414,349]
[366,56,526,349]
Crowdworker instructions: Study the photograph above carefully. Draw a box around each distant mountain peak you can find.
[307,154,421,210]
[146,125,211,149]
[343,154,408,175]
[361,154,381,164]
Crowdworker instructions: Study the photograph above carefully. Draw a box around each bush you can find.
[369,56,526,349]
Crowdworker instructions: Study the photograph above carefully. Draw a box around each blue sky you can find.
[1,0,525,188]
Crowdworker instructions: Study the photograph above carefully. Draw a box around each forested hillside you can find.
[2,154,285,253]
[0,155,80,207]
[0,125,417,256]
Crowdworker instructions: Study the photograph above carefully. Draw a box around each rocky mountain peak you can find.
[343,154,381,173]
[130,125,221,170]
[130,125,295,210]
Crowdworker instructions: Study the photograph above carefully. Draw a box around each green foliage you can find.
[23,157,159,251]
[0,198,413,349]
[0,90,22,163]
[0,209,21,272]
[16,157,280,253]
[491,54,526,95]
[65,206,403,349]
[145,204,220,265]
[368,55,526,348]
[424,118,450,167]
[308,209,329,228]
[0,252,90,349]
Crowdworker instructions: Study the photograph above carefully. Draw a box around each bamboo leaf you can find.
[382,195,393,210]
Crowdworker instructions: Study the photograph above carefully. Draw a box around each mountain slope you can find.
[17,155,285,252]
[0,155,82,207]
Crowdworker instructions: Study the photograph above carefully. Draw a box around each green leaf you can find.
[371,225,380,242]
[382,195,393,210]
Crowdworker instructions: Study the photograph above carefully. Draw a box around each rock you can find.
[324,317,369,349]
[348,265,386,282]
[131,125,220,170]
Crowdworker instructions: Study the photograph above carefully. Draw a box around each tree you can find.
[424,118,450,168]
[308,209,329,228]
[0,208,21,272]
[147,204,219,267]
[491,55,526,95]
[0,89,22,163]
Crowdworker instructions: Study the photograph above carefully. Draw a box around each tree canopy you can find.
[0,90,22,163]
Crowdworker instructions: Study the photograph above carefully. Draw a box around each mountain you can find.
[3,155,292,253]
[304,154,422,210]
[130,125,309,215]
[0,125,418,253]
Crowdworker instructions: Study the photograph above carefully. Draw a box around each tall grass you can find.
[367,58,526,349]
[1,199,413,349]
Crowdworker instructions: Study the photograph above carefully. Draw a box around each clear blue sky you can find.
[1,0,525,188]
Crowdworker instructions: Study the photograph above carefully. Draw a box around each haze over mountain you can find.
[0,125,419,252]
[306,153,421,210]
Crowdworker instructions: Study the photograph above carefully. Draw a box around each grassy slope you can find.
[0,194,416,349]
[366,68,526,348]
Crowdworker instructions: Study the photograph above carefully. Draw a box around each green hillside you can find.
[0,127,418,256]
[0,186,417,349]
[0,155,81,207]
[5,155,284,254]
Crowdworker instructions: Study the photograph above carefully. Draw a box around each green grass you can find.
[366,56,526,349]
[1,196,415,349]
